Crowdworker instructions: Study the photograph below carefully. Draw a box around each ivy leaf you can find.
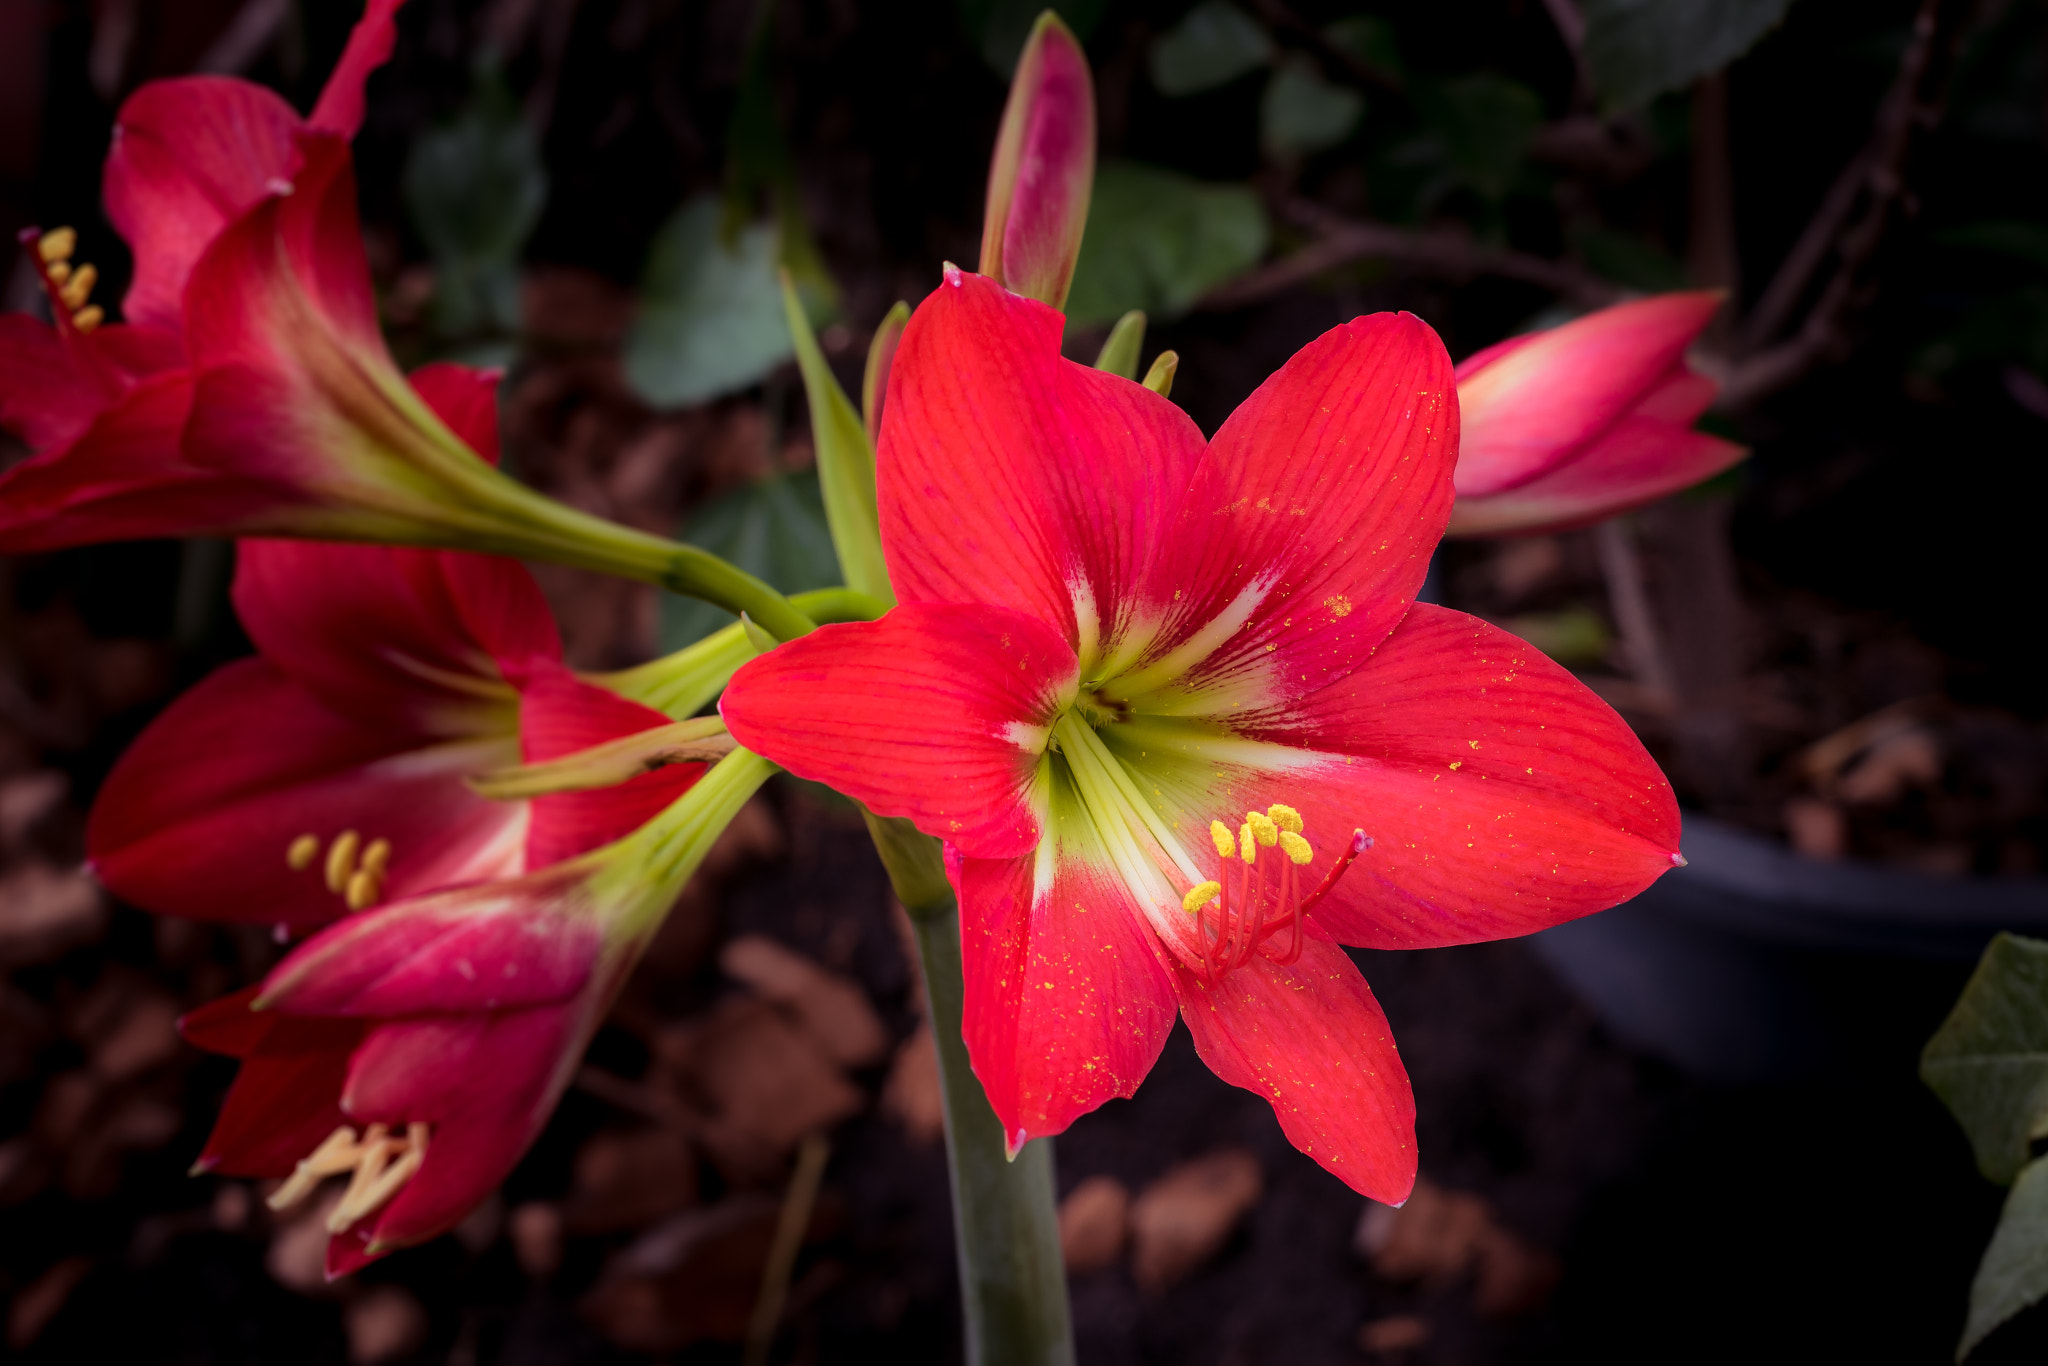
[1924,933,2048,1185]
[1148,0,1273,96]
[659,470,842,650]
[1064,162,1269,327]
[1261,55,1365,158]
[625,196,792,410]
[1963,1155,2048,1359]
[1581,0,1797,112]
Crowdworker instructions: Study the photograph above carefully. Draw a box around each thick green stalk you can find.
[864,814,1075,1366]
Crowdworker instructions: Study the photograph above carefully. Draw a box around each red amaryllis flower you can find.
[0,0,406,552]
[181,746,770,1276]
[85,365,692,931]
[721,270,1682,1202]
[1447,292,1749,536]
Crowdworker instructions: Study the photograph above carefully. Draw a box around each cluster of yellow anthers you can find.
[1180,803,1313,915]
[268,1122,431,1235]
[31,228,104,333]
[286,830,393,911]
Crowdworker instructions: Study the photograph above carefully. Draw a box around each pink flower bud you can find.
[979,12,1096,310]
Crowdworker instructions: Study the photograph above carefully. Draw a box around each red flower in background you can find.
[722,271,1682,1203]
[1448,292,1749,536]
[0,0,415,552]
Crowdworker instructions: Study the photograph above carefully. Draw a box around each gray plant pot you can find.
[1529,814,2048,1081]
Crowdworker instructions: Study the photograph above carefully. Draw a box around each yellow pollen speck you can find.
[361,838,392,878]
[1245,811,1279,846]
[1182,880,1222,913]
[1238,822,1257,863]
[286,834,319,871]
[324,830,361,893]
[1324,594,1353,618]
[1278,830,1313,864]
[1449,760,1462,770]
[1210,820,1236,859]
[37,228,75,263]
[345,869,380,911]
[1267,803,1303,833]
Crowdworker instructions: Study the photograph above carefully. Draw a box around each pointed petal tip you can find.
[1670,851,1688,867]
[942,261,964,288]
[188,1156,217,1178]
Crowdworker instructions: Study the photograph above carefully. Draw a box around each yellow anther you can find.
[46,261,70,286]
[1278,830,1314,865]
[71,305,103,333]
[1182,880,1222,913]
[345,868,381,911]
[59,263,96,310]
[37,228,75,264]
[324,830,361,893]
[1210,820,1236,860]
[1238,822,1256,863]
[1246,811,1279,846]
[267,1124,360,1211]
[1267,803,1304,834]
[285,833,320,871]
[361,838,392,878]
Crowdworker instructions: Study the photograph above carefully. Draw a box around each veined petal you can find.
[519,658,704,868]
[1455,292,1723,497]
[721,604,1077,860]
[87,659,524,930]
[1172,926,1415,1203]
[954,833,1179,1149]
[104,76,302,332]
[258,868,600,1016]
[1241,604,1681,948]
[1113,312,1456,713]
[878,271,1206,652]
[1448,416,1747,537]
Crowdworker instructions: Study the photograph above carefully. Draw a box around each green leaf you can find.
[1412,74,1545,203]
[1262,54,1365,157]
[1323,16,1403,86]
[778,274,891,604]
[1148,0,1273,96]
[1924,933,2048,1185]
[1582,0,1796,112]
[1092,310,1146,378]
[402,61,547,339]
[1064,162,1269,327]
[960,0,1105,75]
[659,470,842,650]
[1964,1155,2048,1359]
[1570,222,1690,291]
[1499,607,1612,668]
[626,196,792,409]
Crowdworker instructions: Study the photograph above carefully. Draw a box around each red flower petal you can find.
[1447,416,1747,537]
[1130,312,1456,709]
[953,847,1179,1148]
[306,0,407,138]
[1250,604,1681,949]
[0,315,120,450]
[407,362,502,465]
[1455,292,1723,497]
[190,1007,364,1176]
[1172,926,1415,1203]
[721,604,1077,859]
[259,873,600,1016]
[878,272,1207,647]
[519,658,703,868]
[87,658,523,929]
[104,76,302,332]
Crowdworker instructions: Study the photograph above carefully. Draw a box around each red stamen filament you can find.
[1195,826,1370,985]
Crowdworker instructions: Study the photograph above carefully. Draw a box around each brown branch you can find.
[1199,200,1625,313]
[1718,0,1952,407]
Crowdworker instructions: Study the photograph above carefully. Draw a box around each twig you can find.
[744,1132,830,1366]
[1246,0,1404,93]
[1199,201,1624,313]
[1592,520,1677,709]
[1717,0,1951,407]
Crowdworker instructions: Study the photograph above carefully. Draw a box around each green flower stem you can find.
[596,587,889,718]
[864,813,1076,1366]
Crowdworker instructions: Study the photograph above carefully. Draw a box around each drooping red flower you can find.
[1448,292,1749,535]
[0,0,411,552]
[721,270,1682,1202]
[178,746,769,1276]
